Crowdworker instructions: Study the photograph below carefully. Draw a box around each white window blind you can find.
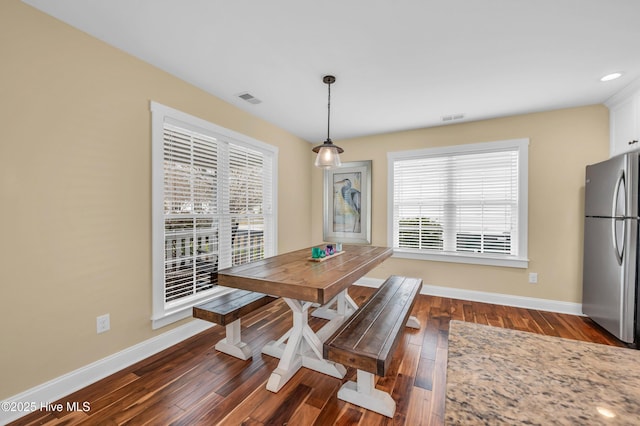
[163,124,219,303]
[151,102,277,328]
[227,144,274,266]
[389,139,528,268]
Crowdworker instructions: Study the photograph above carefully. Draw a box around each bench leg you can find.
[337,369,396,418]
[406,315,421,329]
[214,319,253,361]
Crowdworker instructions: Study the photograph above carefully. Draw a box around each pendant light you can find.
[312,75,343,168]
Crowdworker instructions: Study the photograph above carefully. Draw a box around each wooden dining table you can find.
[218,245,393,392]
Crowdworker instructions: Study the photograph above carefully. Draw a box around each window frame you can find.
[387,138,529,268]
[150,101,278,329]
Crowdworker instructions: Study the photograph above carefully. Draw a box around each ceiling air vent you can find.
[442,113,465,122]
[237,92,262,105]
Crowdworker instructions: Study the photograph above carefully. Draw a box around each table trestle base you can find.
[311,291,358,320]
[263,296,347,392]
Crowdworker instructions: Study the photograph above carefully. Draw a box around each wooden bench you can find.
[323,275,422,418]
[193,290,276,360]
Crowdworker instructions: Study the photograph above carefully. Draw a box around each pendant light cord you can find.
[326,81,331,142]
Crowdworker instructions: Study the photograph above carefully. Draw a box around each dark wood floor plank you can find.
[333,407,363,426]
[420,314,440,361]
[74,385,152,425]
[430,345,448,423]
[528,308,560,336]
[303,375,341,411]
[414,356,435,391]
[389,341,421,425]
[7,287,627,426]
[286,402,321,426]
[577,316,625,346]
[167,387,225,426]
[539,309,584,339]
[405,386,432,426]
[262,383,312,425]
[191,358,275,425]
[310,383,346,426]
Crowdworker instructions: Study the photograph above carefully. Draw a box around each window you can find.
[388,138,528,268]
[151,102,278,328]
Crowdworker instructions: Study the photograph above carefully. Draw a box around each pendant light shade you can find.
[312,75,343,168]
[313,140,344,168]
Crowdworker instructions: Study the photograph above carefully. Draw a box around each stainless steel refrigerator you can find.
[583,152,639,345]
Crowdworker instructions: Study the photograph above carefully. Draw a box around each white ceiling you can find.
[23,0,640,143]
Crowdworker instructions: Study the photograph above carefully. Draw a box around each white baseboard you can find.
[354,277,583,316]
[1,320,214,425]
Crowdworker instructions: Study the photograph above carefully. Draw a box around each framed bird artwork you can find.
[323,160,372,244]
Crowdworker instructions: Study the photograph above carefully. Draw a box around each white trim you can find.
[151,101,165,324]
[353,277,582,315]
[152,307,193,330]
[392,248,529,269]
[0,320,214,425]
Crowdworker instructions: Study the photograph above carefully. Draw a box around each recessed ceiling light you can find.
[600,72,622,82]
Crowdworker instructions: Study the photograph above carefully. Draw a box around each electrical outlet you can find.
[528,272,538,284]
[97,314,110,334]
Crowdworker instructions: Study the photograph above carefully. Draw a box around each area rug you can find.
[445,320,640,425]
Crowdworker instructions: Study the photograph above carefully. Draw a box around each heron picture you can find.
[333,172,362,233]
[322,160,372,244]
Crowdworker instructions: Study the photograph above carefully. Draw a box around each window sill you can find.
[392,248,529,269]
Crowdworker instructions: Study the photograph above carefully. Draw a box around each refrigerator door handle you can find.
[613,170,626,218]
[613,218,625,265]
[612,171,626,265]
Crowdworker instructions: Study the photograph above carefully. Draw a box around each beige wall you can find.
[312,106,609,303]
[0,1,312,398]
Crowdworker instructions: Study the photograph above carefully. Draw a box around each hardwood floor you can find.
[10,286,624,426]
